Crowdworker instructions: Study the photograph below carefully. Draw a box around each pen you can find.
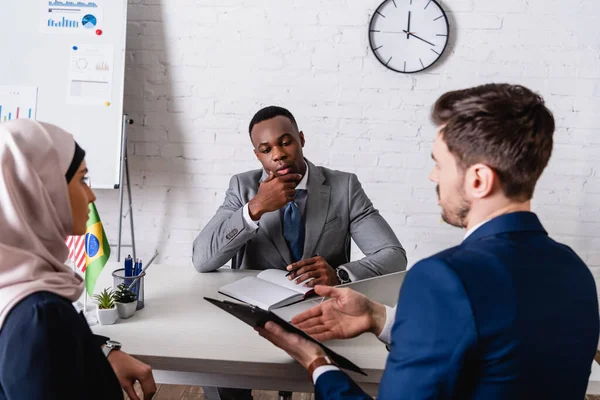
[124,255,133,276]
[130,258,141,296]
[127,250,159,290]
[124,255,133,285]
[285,254,320,277]
[134,258,142,276]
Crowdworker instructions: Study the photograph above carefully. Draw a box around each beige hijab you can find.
[0,120,84,330]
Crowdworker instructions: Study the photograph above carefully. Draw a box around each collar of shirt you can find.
[463,219,491,241]
[295,161,309,191]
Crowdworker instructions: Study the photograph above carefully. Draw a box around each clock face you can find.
[369,0,449,73]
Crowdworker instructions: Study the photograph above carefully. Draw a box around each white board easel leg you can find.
[116,114,137,262]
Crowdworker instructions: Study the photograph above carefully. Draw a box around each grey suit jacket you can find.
[192,159,407,280]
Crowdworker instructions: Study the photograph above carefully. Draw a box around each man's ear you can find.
[467,164,496,199]
[299,131,305,147]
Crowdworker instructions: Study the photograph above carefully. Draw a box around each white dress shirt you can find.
[463,219,490,241]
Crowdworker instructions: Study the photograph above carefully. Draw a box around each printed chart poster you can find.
[41,0,104,35]
[67,44,114,105]
[0,87,38,122]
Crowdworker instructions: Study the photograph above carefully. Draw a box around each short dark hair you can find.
[432,83,555,201]
[248,106,299,137]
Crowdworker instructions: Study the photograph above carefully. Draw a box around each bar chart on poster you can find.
[0,87,38,122]
[0,0,128,188]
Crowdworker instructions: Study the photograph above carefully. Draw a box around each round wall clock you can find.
[369,0,449,73]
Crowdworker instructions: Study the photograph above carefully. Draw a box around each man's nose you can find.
[272,146,287,162]
[429,169,438,182]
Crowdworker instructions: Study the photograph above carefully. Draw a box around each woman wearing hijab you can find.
[0,120,156,400]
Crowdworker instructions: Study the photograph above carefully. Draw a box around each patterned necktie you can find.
[283,194,305,263]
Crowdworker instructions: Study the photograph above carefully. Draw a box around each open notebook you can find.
[218,270,314,311]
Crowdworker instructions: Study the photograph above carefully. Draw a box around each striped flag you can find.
[66,235,86,272]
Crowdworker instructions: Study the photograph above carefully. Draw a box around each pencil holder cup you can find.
[112,268,146,310]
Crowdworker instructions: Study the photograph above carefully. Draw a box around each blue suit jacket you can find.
[315,212,599,400]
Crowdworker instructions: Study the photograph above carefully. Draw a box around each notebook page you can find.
[257,269,313,295]
[218,276,301,311]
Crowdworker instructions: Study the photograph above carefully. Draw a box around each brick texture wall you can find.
[94,0,600,288]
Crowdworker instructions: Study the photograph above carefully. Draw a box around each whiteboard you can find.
[0,0,128,188]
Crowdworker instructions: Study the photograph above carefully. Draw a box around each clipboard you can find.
[204,297,367,376]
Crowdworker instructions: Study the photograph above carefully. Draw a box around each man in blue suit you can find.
[256,83,600,399]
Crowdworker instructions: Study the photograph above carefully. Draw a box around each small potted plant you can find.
[114,283,138,319]
[94,287,117,325]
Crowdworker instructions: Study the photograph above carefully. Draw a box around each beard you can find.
[437,185,471,228]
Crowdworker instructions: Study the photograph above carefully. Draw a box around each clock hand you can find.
[402,30,436,47]
[406,11,411,39]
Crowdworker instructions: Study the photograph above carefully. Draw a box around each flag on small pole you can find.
[85,203,111,296]
[65,234,87,310]
[66,235,86,272]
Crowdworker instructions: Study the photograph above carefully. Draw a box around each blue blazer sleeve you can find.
[314,258,477,400]
[315,370,373,400]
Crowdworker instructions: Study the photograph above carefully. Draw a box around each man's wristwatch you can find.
[307,355,337,377]
[336,267,351,285]
[102,340,122,358]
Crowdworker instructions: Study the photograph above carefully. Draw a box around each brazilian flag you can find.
[85,203,111,295]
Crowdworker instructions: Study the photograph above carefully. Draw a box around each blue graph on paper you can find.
[46,0,98,30]
[48,17,79,28]
[82,14,97,28]
[48,1,98,7]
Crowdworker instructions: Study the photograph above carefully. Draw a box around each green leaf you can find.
[114,283,137,303]
[93,287,115,309]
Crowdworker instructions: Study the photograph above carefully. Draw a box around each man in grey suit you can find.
[193,106,406,286]
[192,106,406,400]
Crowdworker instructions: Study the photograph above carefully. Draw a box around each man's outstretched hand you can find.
[292,285,388,341]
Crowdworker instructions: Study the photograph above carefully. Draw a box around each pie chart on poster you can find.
[82,14,97,29]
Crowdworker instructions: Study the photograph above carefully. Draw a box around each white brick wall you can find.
[96,0,600,284]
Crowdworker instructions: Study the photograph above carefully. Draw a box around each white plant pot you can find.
[96,306,118,325]
[116,301,137,319]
